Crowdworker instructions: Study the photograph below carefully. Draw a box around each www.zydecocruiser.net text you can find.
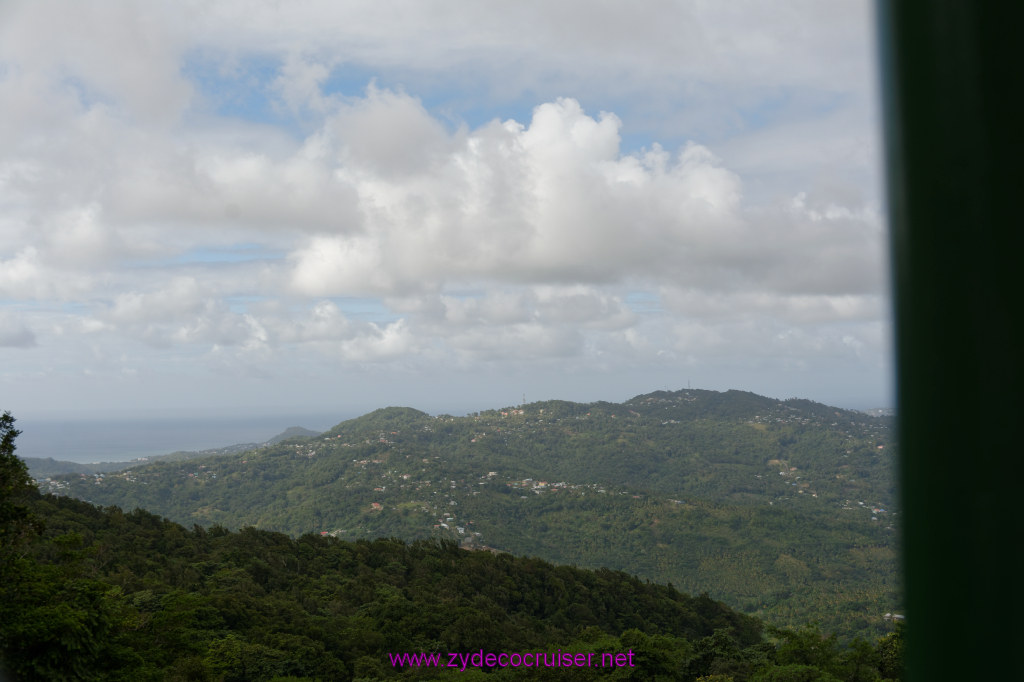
[389,649,636,671]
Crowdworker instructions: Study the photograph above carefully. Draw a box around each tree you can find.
[1,414,141,680]
[876,624,904,681]
[0,411,40,551]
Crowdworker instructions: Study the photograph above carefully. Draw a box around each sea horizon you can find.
[14,413,349,464]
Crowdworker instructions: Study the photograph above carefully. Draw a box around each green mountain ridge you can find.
[44,388,901,641]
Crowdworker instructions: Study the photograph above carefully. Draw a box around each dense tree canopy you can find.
[2,493,901,680]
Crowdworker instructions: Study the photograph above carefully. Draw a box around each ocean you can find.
[14,413,347,464]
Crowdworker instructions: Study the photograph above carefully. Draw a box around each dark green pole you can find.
[877,1,1023,679]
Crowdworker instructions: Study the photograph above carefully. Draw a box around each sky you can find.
[0,0,891,422]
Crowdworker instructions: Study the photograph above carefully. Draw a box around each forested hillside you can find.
[43,390,901,640]
[1,497,904,681]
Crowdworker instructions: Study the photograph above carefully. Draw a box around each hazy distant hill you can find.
[26,425,322,478]
[23,457,127,478]
[264,425,322,445]
[49,388,900,640]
